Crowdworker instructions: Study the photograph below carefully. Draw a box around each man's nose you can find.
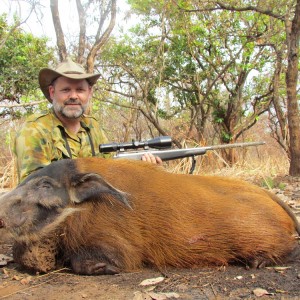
[69,90,79,99]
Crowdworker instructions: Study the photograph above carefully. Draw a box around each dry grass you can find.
[0,159,16,190]
[166,146,289,188]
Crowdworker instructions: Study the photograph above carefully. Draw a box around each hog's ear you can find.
[69,173,131,208]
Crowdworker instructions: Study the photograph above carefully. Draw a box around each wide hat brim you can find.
[38,59,101,102]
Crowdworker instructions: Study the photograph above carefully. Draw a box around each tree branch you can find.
[171,0,285,21]
[87,0,117,72]
[0,100,47,108]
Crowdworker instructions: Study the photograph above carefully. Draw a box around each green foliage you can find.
[100,27,175,120]
[127,0,170,14]
[261,176,286,190]
[100,0,292,151]
[0,15,55,106]
[221,131,233,143]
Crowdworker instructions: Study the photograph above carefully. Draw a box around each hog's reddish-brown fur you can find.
[58,158,299,271]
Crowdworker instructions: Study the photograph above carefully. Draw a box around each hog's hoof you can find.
[245,256,274,269]
[71,258,120,275]
[13,237,58,273]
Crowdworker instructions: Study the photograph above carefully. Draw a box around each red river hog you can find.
[0,157,299,275]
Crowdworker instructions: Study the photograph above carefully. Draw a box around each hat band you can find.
[63,71,85,75]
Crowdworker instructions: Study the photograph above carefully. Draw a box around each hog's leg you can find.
[244,244,300,269]
[69,249,121,275]
[245,256,274,269]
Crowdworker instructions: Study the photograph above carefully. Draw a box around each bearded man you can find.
[14,58,161,182]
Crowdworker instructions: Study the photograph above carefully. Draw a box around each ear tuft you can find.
[69,173,131,208]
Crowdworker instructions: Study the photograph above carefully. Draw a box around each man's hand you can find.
[141,153,163,165]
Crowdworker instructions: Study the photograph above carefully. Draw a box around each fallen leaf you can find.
[133,291,152,300]
[0,254,13,266]
[2,268,9,275]
[253,288,273,297]
[266,266,291,272]
[139,276,165,286]
[273,266,291,273]
[20,276,32,285]
[144,285,156,292]
[12,275,22,281]
[275,289,288,294]
[148,291,180,299]
[2,268,9,279]
[148,292,167,300]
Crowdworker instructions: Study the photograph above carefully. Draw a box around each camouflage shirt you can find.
[14,109,108,182]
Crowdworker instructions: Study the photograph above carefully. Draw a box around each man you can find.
[15,57,161,182]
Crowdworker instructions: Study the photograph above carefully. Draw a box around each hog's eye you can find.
[36,179,53,189]
[32,177,61,191]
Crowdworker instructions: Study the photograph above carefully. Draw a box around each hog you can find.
[0,157,299,275]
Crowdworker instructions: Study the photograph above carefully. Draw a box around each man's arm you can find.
[14,123,53,182]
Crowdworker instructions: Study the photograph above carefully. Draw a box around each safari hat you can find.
[39,57,101,102]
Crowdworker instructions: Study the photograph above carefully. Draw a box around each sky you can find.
[2,0,59,43]
[1,0,133,46]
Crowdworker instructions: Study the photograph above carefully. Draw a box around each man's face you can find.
[49,77,92,119]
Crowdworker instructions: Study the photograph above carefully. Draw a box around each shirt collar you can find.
[50,108,91,131]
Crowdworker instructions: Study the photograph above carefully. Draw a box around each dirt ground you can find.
[0,176,300,300]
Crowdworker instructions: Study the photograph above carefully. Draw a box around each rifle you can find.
[99,136,265,174]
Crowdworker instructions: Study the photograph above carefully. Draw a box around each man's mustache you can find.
[64,99,82,105]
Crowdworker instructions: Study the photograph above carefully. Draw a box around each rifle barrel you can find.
[114,141,265,161]
[204,141,265,151]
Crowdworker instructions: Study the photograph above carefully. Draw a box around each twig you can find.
[0,268,69,299]
[210,283,217,297]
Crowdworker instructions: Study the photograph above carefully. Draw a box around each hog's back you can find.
[62,158,298,270]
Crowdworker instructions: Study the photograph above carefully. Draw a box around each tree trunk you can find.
[50,0,67,61]
[76,0,86,64]
[286,0,300,176]
[272,47,290,156]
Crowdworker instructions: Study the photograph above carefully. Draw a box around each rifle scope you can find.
[99,136,172,153]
